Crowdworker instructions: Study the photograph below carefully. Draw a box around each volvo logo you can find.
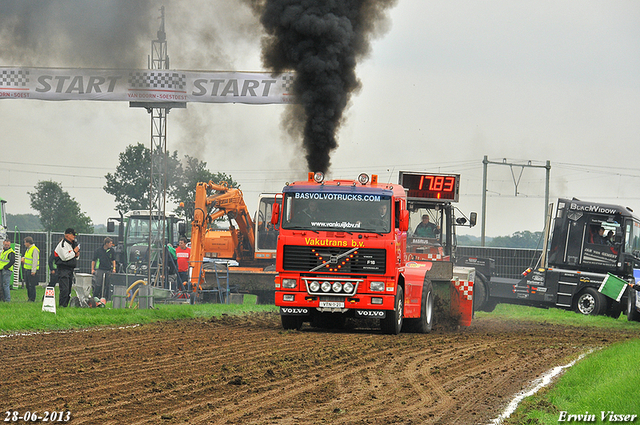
[355,310,386,318]
[280,307,309,315]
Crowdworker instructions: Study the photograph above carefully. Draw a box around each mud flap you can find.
[432,267,475,328]
[432,280,455,328]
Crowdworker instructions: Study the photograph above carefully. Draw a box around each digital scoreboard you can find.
[399,172,460,202]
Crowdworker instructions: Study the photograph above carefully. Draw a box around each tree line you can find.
[25,143,236,234]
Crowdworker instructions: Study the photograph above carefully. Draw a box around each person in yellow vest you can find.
[21,237,40,302]
[0,239,16,302]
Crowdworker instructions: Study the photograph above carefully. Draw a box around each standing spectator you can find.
[0,239,15,302]
[48,242,61,288]
[54,228,80,308]
[41,241,62,302]
[175,237,191,291]
[91,237,116,300]
[21,237,40,302]
[165,240,178,276]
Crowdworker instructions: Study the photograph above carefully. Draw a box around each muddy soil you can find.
[1,313,634,424]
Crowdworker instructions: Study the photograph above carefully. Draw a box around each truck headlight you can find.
[309,280,320,292]
[321,281,332,292]
[370,281,385,292]
[343,282,354,293]
[332,282,343,293]
[282,279,297,289]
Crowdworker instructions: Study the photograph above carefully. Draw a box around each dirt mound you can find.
[2,313,634,424]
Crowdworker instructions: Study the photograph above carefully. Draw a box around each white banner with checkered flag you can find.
[0,67,294,104]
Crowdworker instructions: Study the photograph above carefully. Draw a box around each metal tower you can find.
[130,6,184,287]
[147,6,169,287]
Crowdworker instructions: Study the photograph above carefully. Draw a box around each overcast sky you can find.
[1,0,639,238]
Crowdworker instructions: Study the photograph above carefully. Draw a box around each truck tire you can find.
[574,287,606,316]
[404,280,434,333]
[627,289,640,322]
[281,315,303,330]
[473,272,495,312]
[381,286,404,335]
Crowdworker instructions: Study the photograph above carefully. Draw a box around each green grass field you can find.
[478,305,640,424]
[3,286,639,424]
[476,303,640,330]
[0,284,277,334]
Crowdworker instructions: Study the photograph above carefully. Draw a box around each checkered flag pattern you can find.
[281,74,294,92]
[128,71,186,90]
[0,69,29,87]
[454,278,473,301]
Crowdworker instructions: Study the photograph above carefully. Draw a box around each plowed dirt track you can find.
[2,313,634,424]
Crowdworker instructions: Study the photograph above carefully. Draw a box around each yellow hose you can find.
[125,280,147,309]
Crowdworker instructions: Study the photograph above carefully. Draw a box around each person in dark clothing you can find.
[593,227,607,244]
[0,239,16,302]
[48,241,61,288]
[91,237,116,300]
[54,228,80,308]
[414,214,439,238]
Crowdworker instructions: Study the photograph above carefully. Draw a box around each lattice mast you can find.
[147,6,169,286]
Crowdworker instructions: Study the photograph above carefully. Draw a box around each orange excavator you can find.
[188,180,279,293]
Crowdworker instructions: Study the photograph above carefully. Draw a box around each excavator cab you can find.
[255,194,280,254]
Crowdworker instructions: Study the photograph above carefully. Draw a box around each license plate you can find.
[319,301,344,308]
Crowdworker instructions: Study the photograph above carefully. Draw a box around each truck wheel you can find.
[405,280,433,333]
[473,272,493,312]
[281,315,303,330]
[574,287,606,316]
[381,286,404,335]
[627,289,640,322]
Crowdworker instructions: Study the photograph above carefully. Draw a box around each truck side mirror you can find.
[178,222,186,235]
[398,210,409,232]
[271,203,281,225]
[107,221,115,233]
[469,212,477,227]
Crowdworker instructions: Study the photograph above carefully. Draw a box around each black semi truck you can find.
[485,198,640,320]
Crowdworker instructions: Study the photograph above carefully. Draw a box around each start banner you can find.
[0,67,294,104]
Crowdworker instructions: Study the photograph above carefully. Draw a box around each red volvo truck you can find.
[271,171,475,334]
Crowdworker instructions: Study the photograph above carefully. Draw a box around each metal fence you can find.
[458,246,543,279]
[7,231,119,285]
[6,230,542,284]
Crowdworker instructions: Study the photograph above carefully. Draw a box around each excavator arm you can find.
[189,181,256,290]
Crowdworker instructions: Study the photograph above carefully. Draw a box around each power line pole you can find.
[481,156,551,246]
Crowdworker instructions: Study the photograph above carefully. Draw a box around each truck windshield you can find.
[625,219,640,255]
[127,217,170,244]
[282,193,392,233]
[409,208,443,241]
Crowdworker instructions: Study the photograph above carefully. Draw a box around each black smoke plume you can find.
[0,0,155,69]
[253,0,397,174]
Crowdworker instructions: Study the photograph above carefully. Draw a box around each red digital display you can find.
[399,172,460,202]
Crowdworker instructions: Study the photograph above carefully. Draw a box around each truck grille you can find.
[282,245,386,274]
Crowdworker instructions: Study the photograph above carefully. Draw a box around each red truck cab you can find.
[272,172,451,334]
